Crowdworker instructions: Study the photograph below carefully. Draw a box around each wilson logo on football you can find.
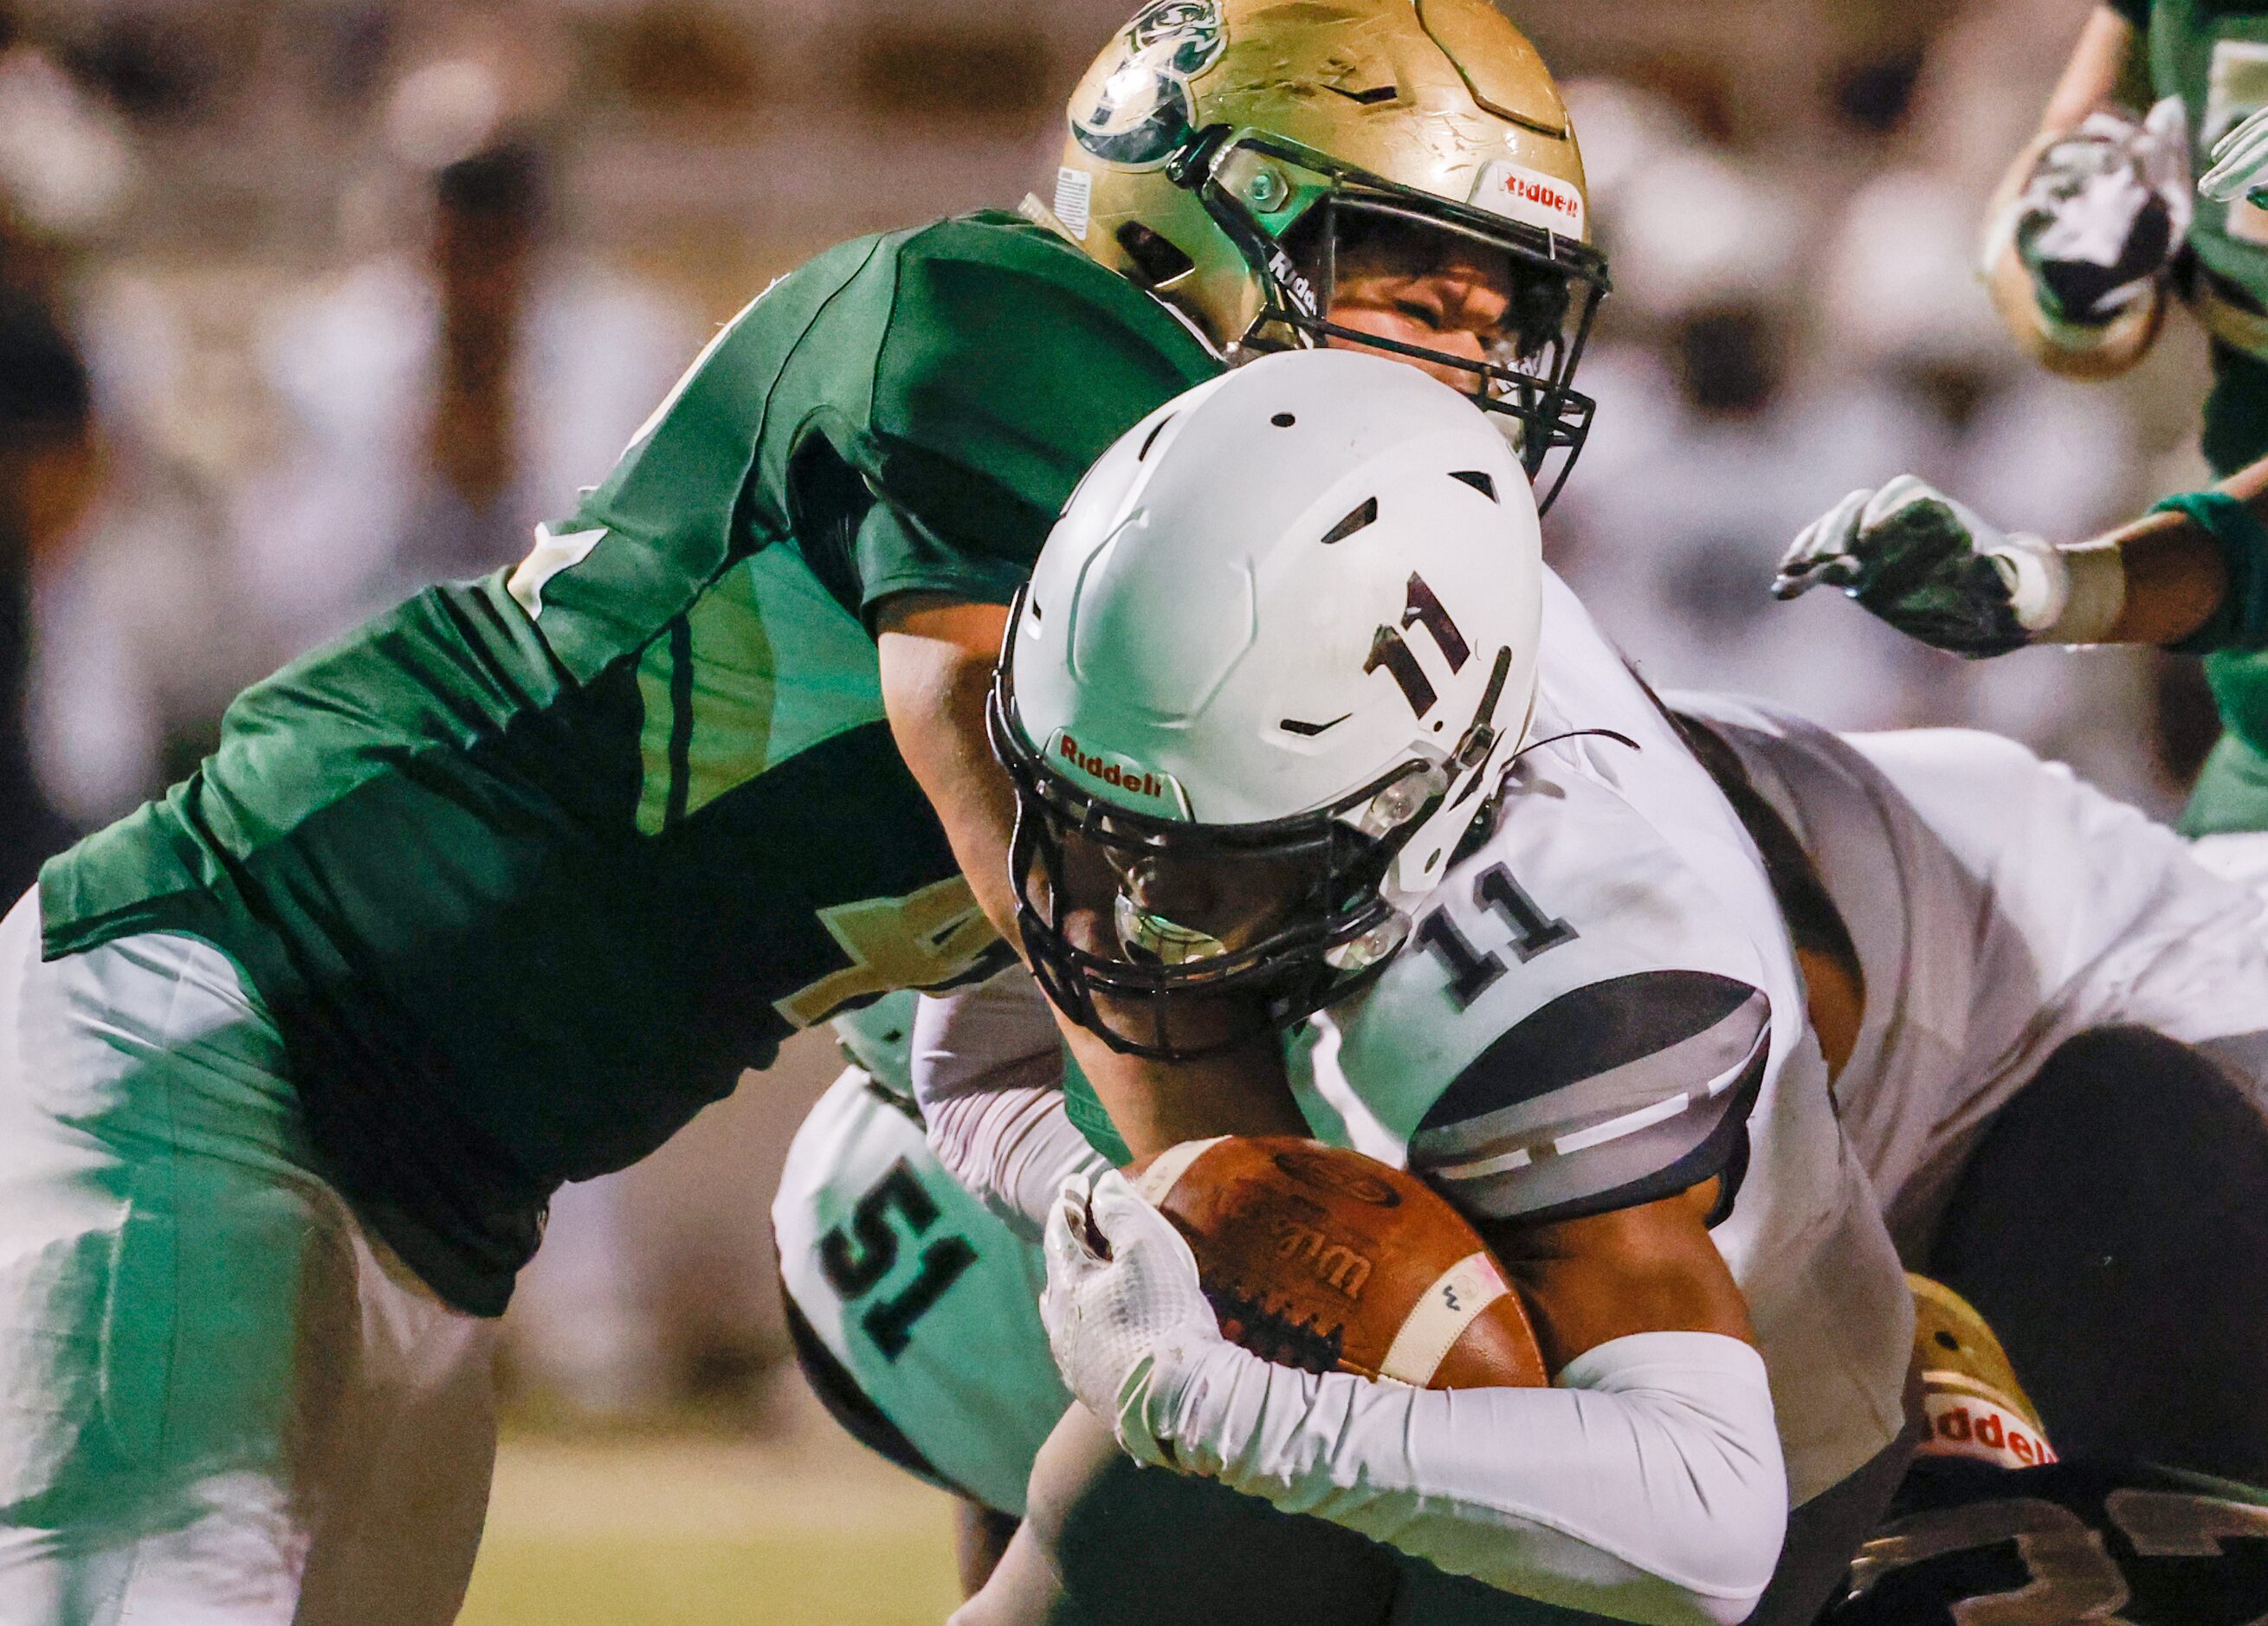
[1274,1223,1373,1299]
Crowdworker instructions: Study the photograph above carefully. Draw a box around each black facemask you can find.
[1167,128,1611,513]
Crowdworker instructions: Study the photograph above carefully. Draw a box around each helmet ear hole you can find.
[1117,222,1198,288]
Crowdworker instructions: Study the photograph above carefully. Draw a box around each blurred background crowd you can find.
[0,0,2219,1438]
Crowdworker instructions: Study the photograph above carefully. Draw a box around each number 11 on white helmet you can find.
[988,348,1543,1058]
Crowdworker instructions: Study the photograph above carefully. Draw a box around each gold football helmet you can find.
[1054,0,1608,507]
[1909,1274,2049,1442]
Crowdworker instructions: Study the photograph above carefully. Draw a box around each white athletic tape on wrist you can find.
[1997,540,2071,633]
[1376,1251,1509,1386]
[1132,1137,1227,1205]
[2043,544,2128,644]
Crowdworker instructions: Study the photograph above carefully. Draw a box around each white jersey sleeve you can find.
[1302,573,1915,1507]
[1323,768,1776,1225]
[1308,577,1787,1228]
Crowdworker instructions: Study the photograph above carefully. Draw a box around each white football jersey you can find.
[1677,698,2268,1258]
[1296,571,1914,1505]
[854,579,2268,1531]
[773,1068,1072,1514]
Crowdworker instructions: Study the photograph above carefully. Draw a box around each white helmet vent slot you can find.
[1449,469,1496,501]
[1320,497,1379,545]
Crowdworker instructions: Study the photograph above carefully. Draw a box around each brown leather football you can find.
[1130,1136,1548,1390]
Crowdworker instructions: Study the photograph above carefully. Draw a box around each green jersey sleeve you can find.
[546,214,1217,635]
[812,215,1220,622]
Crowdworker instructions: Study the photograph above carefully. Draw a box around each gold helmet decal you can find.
[1056,0,1610,507]
[1908,1274,2057,1470]
[1069,0,1226,168]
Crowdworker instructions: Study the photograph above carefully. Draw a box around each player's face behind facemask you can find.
[1302,204,1578,436]
[1002,770,1413,1060]
[1059,0,1608,509]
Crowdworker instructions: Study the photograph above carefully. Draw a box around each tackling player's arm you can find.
[1982,7,2173,380]
[876,595,1308,1163]
[1774,461,2268,658]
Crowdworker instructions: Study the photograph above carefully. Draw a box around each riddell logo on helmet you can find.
[1059,732,1168,800]
[1471,161,1585,237]
[1917,1393,2058,1471]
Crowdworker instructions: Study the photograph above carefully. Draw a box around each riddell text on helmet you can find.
[1471,160,1586,237]
[1917,1394,2058,1472]
[1060,732,1169,800]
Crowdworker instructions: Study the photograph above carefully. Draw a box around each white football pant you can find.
[0,891,497,1625]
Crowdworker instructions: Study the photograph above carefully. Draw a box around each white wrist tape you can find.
[2043,544,2129,645]
[1150,1331,1787,1626]
[1993,536,2126,644]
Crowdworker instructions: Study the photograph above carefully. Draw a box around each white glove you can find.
[1774,476,2123,655]
[2202,105,2268,207]
[2010,97,2191,326]
[1039,1170,1788,1625]
[1040,1168,1226,1466]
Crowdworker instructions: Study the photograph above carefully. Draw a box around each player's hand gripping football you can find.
[1041,1168,1238,1468]
[2201,105,2268,210]
[1774,477,2078,657]
[2010,97,2192,328]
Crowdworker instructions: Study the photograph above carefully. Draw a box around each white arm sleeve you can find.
[1155,1331,1786,1626]
[913,970,1103,1240]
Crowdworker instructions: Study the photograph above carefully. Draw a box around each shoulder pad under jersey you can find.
[863,214,1220,560]
[1304,756,1774,1225]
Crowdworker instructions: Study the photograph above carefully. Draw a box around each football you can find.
[1130,1136,1548,1390]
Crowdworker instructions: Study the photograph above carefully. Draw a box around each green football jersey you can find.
[2187,340,2268,834]
[2113,0,2268,833]
[38,211,1218,1315]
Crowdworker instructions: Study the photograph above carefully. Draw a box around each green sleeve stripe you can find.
[2158,491,2268,652]
[664,617,695,831]
[1061,1054,1132,1168]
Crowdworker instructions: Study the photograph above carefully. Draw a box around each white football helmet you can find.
[990,348,1542,1056]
